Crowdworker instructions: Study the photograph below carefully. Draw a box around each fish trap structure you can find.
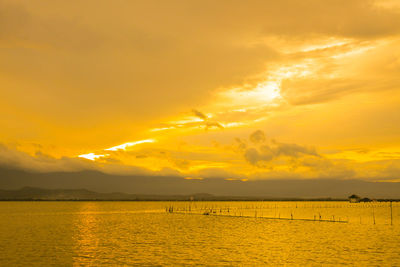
[166,205,349,223]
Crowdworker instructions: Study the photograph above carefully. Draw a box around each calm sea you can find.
[0,201,399,266]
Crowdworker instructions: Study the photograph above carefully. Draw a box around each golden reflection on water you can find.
[72,202,101,265]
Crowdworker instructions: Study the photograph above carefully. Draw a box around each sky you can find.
[1,0,400,182]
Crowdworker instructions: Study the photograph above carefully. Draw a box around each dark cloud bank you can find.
[1,167,400,198]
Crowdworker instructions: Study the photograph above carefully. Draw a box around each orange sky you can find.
[1,0,400,181]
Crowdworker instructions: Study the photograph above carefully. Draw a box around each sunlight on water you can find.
[0,201,399,266]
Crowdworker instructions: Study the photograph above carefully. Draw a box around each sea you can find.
[0,201,399,266]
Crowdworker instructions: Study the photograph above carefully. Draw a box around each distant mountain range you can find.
[0,187,223,201]
[1,166,400,199]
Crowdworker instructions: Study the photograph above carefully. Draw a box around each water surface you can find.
[0,201,399,266]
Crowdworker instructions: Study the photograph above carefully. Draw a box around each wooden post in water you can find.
[372,207,376,225]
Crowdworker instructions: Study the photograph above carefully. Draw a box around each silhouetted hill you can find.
[0,187,228,201]
[1,166,400,198]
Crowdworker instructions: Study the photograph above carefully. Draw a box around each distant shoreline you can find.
[1,187,399,202]
[1,198,400,202]
[0,199,349,202]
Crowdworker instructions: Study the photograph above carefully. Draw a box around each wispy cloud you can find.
[105,139,155,151]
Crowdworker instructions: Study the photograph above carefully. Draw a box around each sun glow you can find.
[252,81,281,101]
[221,81,282,107]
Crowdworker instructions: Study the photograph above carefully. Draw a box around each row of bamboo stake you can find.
[165,202,396,225]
